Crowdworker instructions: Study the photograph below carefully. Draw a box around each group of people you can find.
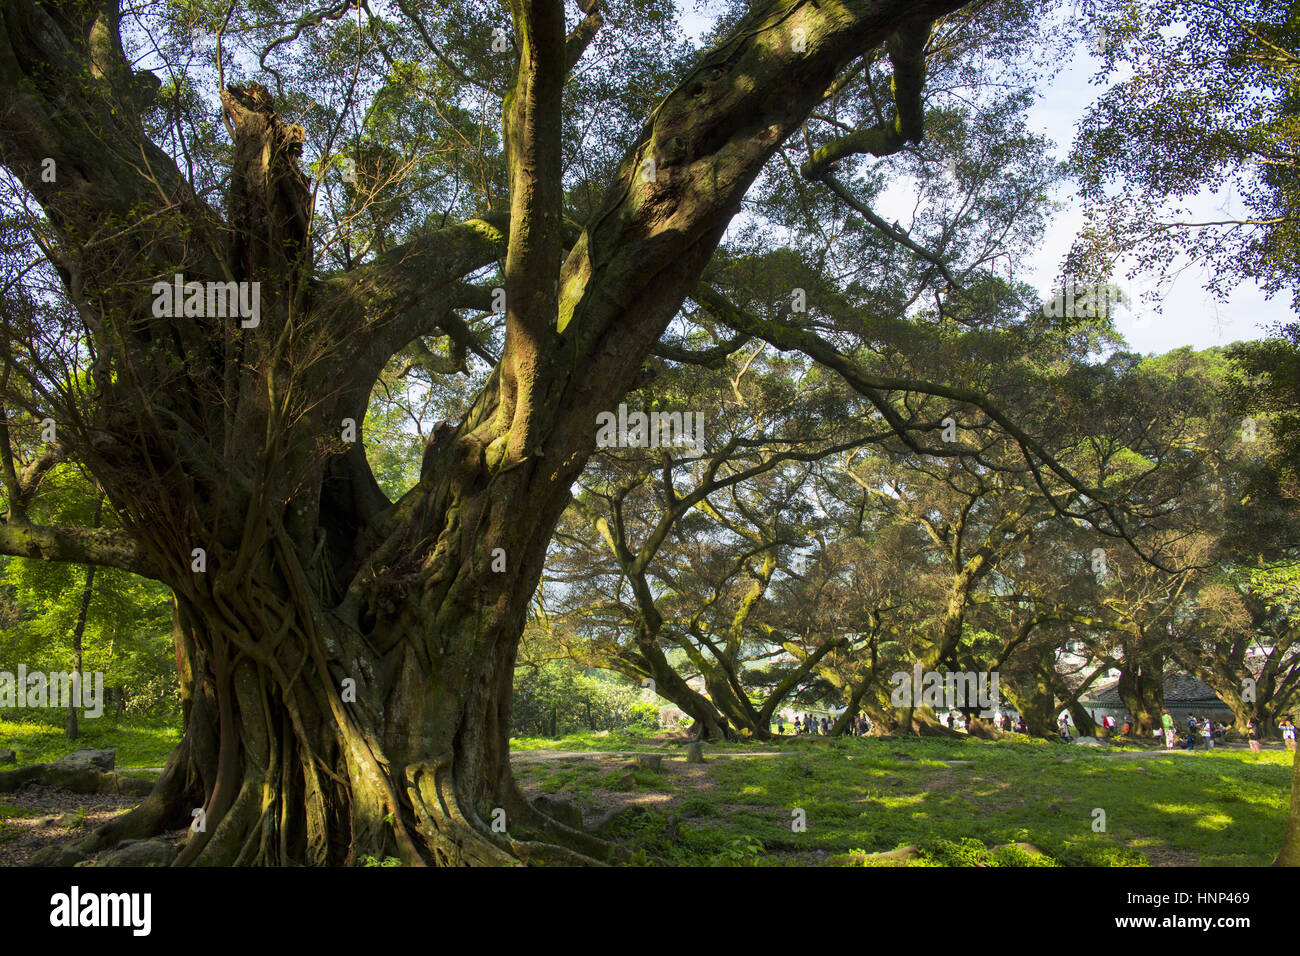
[952,712,1028,734]
[997,713,1029,734]
[1155,712,1298,753]
[778,713,874,736]
[774,709,1299,748]
[1053,710,1241,748]
[1095,713,1127,734]
[1156,712,1230,750]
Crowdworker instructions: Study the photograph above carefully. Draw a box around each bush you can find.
[511,659,658,737]
[629,701,661,730]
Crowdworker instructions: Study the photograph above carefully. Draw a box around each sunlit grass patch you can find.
[508,732,1291,866]
[0,715,179,768]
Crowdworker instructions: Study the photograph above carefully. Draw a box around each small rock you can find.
[27,845,88,867]
[686,741,705,763]
[97,838,176,868]
[99,773,155,796]
[1071,736,1106,747]
[54,812,85,829]
[636,754,663,773]
[0,748,15,764]
[59,749,116,771]
[42,760,103,793]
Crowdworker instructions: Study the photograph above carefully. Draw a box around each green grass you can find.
[1,715,1290,866]
[514,735,1295,866]
[511,728,670,751]
[0,713,180,769]
[509,728,771,753]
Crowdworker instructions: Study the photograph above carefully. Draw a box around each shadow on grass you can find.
[513,735,1292,866]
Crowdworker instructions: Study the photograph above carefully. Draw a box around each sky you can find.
[1020,52,1285,355]
[677,1,1288,356]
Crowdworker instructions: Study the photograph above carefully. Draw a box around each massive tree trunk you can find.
[74,433,615,865]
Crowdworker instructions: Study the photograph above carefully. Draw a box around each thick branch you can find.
[544,0,969,482]
[799,16,932,180]
[498,0,569,462]
[0,521,161,579]
[565,0,603,69]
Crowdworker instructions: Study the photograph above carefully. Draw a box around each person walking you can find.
[1200,717,1214,749]
[1248,717,1262,754]
[1280,717,1296,752]
[1161,711,1176,750]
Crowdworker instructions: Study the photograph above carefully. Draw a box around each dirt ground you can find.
[0,785,140,866]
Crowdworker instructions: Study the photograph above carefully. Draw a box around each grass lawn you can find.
[3,718,1291,866]
[510,731,1296,866]
[0,714,180,771]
